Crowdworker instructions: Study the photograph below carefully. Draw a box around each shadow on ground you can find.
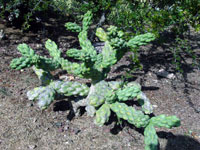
[158,131,200,150]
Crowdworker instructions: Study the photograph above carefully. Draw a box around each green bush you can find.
[50,0,200,35]
[0,0,52,30]
[10,11,180,150]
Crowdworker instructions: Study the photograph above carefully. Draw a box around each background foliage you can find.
[1,0,199,72]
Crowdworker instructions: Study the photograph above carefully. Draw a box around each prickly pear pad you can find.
[110,102,150,128]
[88,81,111,107]
[94,104,111,127]
[144,124,158,150]
[27,86,55,109]
[150,114,180,128]
[116,82,141,101]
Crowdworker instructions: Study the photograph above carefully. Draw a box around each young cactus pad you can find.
[10,11,180,150]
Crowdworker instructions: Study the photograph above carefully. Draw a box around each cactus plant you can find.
[10,11,180,150]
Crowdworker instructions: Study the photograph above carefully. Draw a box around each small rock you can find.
[64,125,69,131]
[0,29,5,40]
[74,129,81,135]
[153,105,158,108]
[65,141,69,144]
[36,44,42,48]
[28,145,37,149]
[33,118,37,123]
[27,103,34,107]
[156,69,175,79]
[153,79,158,83]
[45,127,49,131]
[55,122,62,127]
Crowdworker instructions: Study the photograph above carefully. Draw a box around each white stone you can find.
[156,69,175,79]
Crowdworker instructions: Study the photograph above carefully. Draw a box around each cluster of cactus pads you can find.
[10,11,180,150]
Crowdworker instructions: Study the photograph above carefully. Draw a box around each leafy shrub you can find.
[10,11,180,150]
[0,0,52,30]
[50,0,200,35]
[170,37,200,73]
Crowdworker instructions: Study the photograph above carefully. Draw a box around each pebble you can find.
[64,125,69,131]
[156,69,175,79]
[36,44,42,48]
[153,105,158,108]
[55,122,62,127]
[65,141,69,144]
[33,118,37,123]
[153,79,158,83]
[28,145,37,149]
[27,103,34,107]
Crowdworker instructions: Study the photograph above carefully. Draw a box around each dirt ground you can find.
[0,18,200,150]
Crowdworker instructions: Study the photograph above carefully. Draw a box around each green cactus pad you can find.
[66,48,84,60]
[45,39,61,60]
[117,82,141,101]
[38,57,60,71]
[108,81,123,90]
[32,66,52,85]
[150,114,181,128]
[66,48,96,62]
[60,59,90,78]
[94,104,111,127]
[27,87,46,101]
[110,37,126,49]
[10,44,40,70]
[10,57,32,70]
[110,102,150,128]
[127,33,156,48]
[78,31,97,61]
[82,11,93,31]
[27,86,55,109]
[49,80,64,91]
[17,43,35,57]
[57,81,89,97]
[105,90,117,104]
[65,22,82,32]
[36,87,56,109]
[144,123,158,150]
[96,28,108,41]
[100,41,117,68]
[85,105,96,117]
[88,81,111,107]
